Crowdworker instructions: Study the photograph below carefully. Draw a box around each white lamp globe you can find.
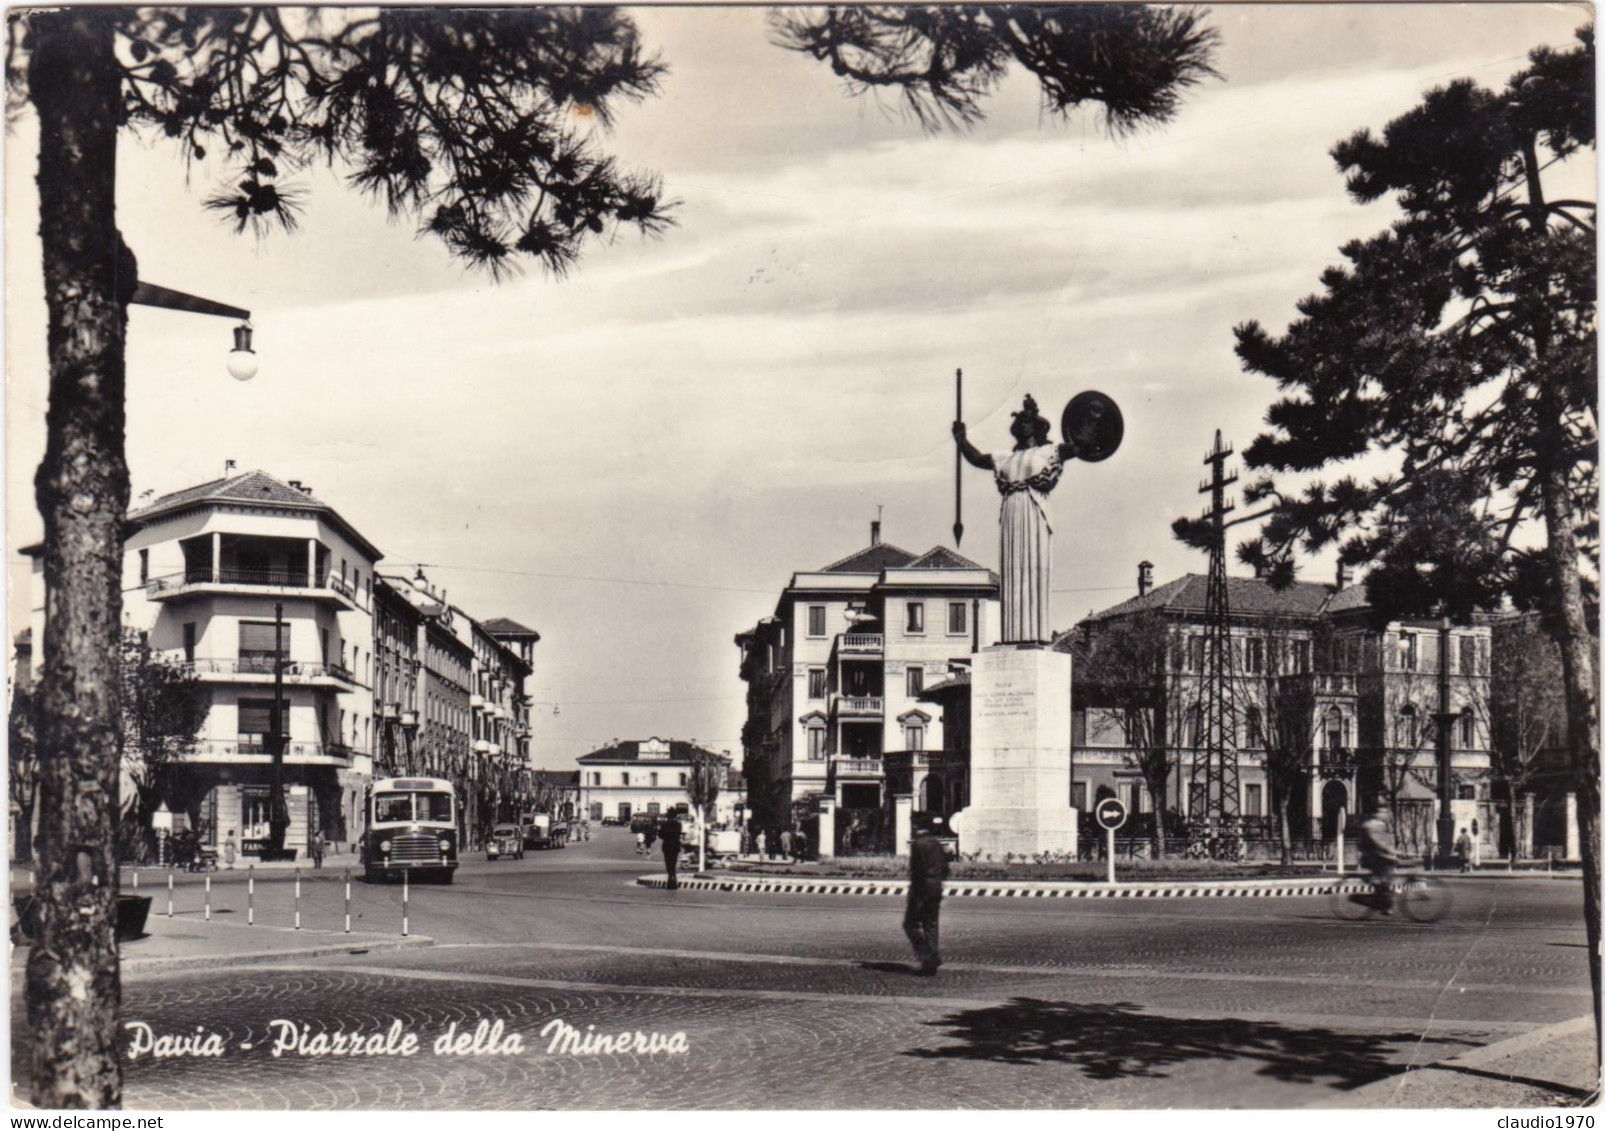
[228,323,258,381]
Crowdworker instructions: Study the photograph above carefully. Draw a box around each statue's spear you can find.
[953,368,964,546]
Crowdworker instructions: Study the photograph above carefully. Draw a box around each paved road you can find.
[12,830,1593,1109]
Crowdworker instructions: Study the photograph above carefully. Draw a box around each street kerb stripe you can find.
[637,875,1373,899]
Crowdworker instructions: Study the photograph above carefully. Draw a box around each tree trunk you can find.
[1507,778,1520,872]
[1277,789,1293,868]
[1538,432,1602,1056]
[25,8,129,1110]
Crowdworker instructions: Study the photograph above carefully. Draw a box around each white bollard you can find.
[1335,806,1347,877]
[204,874,211,921]
[132,869,139,890]
[294,868,302,931]
[167,871,174,918]
[402,870,410,938]
[248,866,255,927]
[344,869,352,934]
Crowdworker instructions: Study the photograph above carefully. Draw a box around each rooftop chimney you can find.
[299,484,313,495]
[1336,562,1351,591]
[288,480,302,490]
[1137,560,1154,598]
[870,520,881,546]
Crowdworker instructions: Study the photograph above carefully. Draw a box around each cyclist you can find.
[1356,803,1399,915]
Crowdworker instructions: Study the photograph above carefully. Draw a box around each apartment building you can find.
[735,522,999,836]
[24,470,383,855]
[576,737,731,824]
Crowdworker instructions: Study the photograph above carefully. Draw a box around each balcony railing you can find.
[839,633,885,653]
[146,567,357,604]
[832,695,884,716]
[828,754,884,775]
[180,658,356,684]
[186,738,357,761]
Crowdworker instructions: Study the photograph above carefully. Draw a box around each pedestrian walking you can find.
[311,830,325,869]
[223,831,237,871]
[1456,829,1474,873]
[779,827,793,861]
[659,813,684,890]
[756,829,768,860]
[793,828,808,863]
[645,824,657,852]
[904,817,949,975]
[635,829,647,855]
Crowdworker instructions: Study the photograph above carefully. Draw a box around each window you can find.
[906,724,925,751]
[1245,783,1264,817]
[649,772,659,787]
[906,602,925,634]
[590,802,603,821]
[679,772,688,786]
[1245,705,1262,747]
[591,772,601,786]
[1071,782,1088,811]
[807,727,826,760]
[1399,633,1418,671]
[1125,782,1142,814]
[1459,710,1475,748]
[237,698,282,746]
[239,621,289,672]
[1188,704,1204,747]
[183,622,196,663]
[647,802,660,816]
[1245,638,1264,673]
[906,666,924,697]
[617,803,631,822]
[1187,635,1205,672]
[621,772,630,787]
[1395,705,1418,748]
[808,669,826,699]
[138,548,149,585]
[948,602,968,635]
[1293,640,1311,673]
[808,606,826,638]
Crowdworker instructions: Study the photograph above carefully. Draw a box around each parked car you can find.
[487,823,524,861]
[601,815,623,827]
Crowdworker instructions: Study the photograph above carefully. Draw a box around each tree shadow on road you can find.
[907,998,1465,1088]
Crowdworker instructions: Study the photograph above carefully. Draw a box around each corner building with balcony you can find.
[735,522,999,848]
[35,470,386,856]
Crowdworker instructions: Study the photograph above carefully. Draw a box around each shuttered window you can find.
[238,698,282,736]
[239,622,289,654]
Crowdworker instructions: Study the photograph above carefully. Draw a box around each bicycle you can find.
[1329,872,1453,922]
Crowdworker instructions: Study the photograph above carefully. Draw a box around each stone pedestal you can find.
[954,645,1078,857]
[894,794,913,858]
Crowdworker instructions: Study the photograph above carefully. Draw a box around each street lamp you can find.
[129,280,258,381]
[227,323,258,381]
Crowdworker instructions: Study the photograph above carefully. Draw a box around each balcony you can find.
[833,633,885,661]
[180,657,358,687]
[830,694,884,719]
[828,755,884,780]
[185,738,356,763]
[147,567,358,610]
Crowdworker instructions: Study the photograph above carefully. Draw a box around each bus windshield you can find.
[372,791,453,825]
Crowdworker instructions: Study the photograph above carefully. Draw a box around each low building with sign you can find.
[576,737,733,824]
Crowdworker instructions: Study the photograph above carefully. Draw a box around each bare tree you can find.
[686,748,723,868]
[1358,665,1440,855]
[1489,617,1568,866]
[1066,610,1179,858]
[1252,618,1319,866]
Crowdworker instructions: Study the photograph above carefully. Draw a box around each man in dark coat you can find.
[905,817,950,975]
[659,814,684,890]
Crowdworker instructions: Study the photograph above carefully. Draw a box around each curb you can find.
[1316,1015,1599,1108]
[637,874,1374,899]
[118,931,434,974]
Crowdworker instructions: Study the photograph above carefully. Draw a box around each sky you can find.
[4,3,1594,770]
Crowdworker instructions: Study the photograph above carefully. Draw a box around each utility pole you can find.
[267,602,291,859]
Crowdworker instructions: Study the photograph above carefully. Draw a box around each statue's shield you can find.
[1061,391,1124,463]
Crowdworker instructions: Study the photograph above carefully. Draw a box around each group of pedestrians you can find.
[745,825,809,863]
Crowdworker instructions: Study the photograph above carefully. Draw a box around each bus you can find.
[362,776,458,883]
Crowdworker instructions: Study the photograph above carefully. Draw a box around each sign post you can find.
[1095,797,1129,885]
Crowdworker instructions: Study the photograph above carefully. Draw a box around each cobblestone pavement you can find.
[11,831,1592,1109]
